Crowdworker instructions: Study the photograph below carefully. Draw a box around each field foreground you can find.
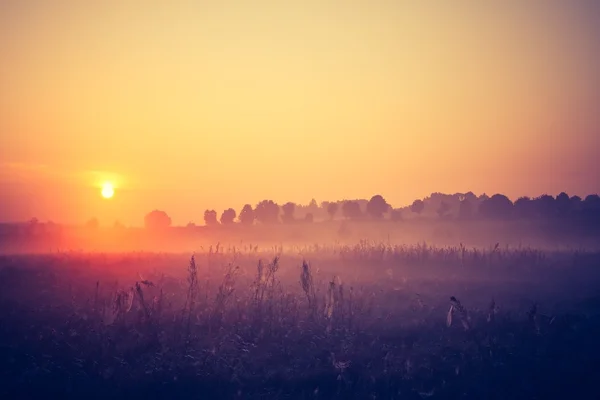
[1,243,600,399]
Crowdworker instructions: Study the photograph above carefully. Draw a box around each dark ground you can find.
[1,246,600,399]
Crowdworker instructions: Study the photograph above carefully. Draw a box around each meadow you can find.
[1,242,600,399]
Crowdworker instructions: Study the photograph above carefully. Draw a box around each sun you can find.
[101,183,115,199]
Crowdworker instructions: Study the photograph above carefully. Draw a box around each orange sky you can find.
[1,1,599,226]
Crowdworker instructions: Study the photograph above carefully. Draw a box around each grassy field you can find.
[1,243,600,399]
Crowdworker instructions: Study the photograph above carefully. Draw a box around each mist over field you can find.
[2,220,599,255]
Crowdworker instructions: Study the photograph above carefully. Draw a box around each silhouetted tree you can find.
[302,199,319,219]
[239,204,255,225]
[342,201,362,220]
[581,194,600,230]
[144,210,171,230]
[327,202,339,220]
[220,208,236,225]
[281,202,296,224]
[437,201,451,219]
[458,199,474,220]
[479,194,513,219]
[204,210,219,226]
[535,194,556,218]
[304,213,314,223]
[463,191,478,203]
[556,192,571,217]
[410,199,425,215]
[514,196,536,219]
[583,194,600,208]
[366,195,391,219]
[255,200,280,224]
[583,194,600,216]
[568,195,582,215]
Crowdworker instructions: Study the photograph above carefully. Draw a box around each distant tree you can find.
[304,213,314,223]
[390,209,403,222]
[583,194,600,215]
[556,192,571,217]
[186,222,196,229]
[462,191,478,203]
[144,210,171,230]
[514,196,536,219]
[437,201,451,219]
[305,199,319,218]
[255,200,280,224]
[582,194,600,228]
[239,204,255,225]
[204,210,219,226]
[410,199,425,215]
[478,194,513,219]
[534,194,556,218]
[327,202,339,220]
[342,201,362,220]
[458,199,474,220]
[366,195,391,219]
[86,217,99,230]
[571,195,582,205]
[569,195,583,214]
[220,208,236,225]
[584,194,600,207]
[281,202,296,224]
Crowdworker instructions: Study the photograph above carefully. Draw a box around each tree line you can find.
[143,192,600,230]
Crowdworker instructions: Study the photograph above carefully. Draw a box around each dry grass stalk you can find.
[210,263,240,330]
[300,260,316,315]
[447,296,470,331]
[487,298,499,323]
[183,255,198,342]
[102,287,134,326]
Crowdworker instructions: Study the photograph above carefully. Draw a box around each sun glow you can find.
[101,183,115,199]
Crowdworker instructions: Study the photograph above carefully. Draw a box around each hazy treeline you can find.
[1,191,599,253]
[140,191,600,229]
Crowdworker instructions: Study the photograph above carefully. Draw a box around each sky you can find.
[1,1,599,226]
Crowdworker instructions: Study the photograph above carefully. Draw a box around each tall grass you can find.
[1,241,600,399]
